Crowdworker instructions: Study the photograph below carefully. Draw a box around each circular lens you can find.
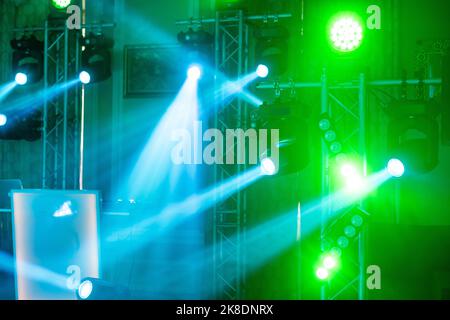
[187,65,202,80]
[316,267,330,280]
[323,254,338,270]
[256,64,269,78]
[340,163,357,177]
[324,130,337,142]
[79,71,91,84]
[387,158,405,178]
[330,247,342,257]
[330,15,364,52]
[344,225,357,238]
[0,114,7,127]
[337,236,349,248]
[319,119,331,131]
[15,73,28,85]
[78,280,93,300]
[330,142,342,154]
[351,214,364,227]
[260,158,277,176]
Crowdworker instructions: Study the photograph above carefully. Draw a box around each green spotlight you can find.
[322,253,339,270]
[315,267,330,281]
[329,14,363,53]
[344,225,357,238]
[51,0,72,10]
[351,214,364,227]
[340,162,357,178]
[337,236,349,248]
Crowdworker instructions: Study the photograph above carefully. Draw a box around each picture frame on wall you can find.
[124,44,185,97]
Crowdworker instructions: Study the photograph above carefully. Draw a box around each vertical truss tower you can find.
[320,70,367,300]
[213,10,249,300]
[42,22,81,189]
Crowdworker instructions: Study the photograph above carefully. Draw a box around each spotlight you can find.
[323,254,339,270]
[351,214,364,228]
[337,236,349,249]
[315,267,330,281]
[338,161,365,193]
[340,163,357,178]
[260,157,277,176]
[387,99,439,173]
[77,279,93,300]
[11,36,44,85]
[344,225,356,238]
[257,99,310,175]
[329,15,363,53]
[79,71,91,84]
[80,33,114,84]
[0,114,7,127]
[76,277,130,300]
[319,118,331,131]
[256,64,269,78]
[255,25,290,77]
[15,73,28,86]
[187,65,202,80]
[387,158,405,178]
[177,28,214,76]
[51,0,72,10]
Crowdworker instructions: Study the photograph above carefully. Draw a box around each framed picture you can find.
[124,44,185,97]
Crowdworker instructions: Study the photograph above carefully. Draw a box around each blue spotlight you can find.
[76,277,130,300]
[387,158,405,178]
[0,114,7,127]
[260,157,276,176]
[77,279,93,300]
[79,71,91,84]
[15,72,28,85]
[187,65,202,80]
[256,64,269,78]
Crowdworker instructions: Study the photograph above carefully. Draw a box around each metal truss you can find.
[42,21,81,190]
[257,73,442,300]
[212,10,249,300]
[176,10,292,300]
[320,70,367,300]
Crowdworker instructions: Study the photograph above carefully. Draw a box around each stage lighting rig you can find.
[11,36,44,85]
[177,28,214,76]
[254,25,290,77]
[255,98,310,175]
[79,33,114,84]
[316,206,370,281]
[386,99,439,173]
